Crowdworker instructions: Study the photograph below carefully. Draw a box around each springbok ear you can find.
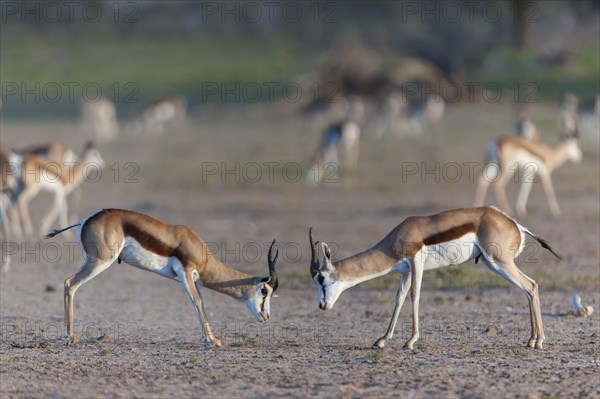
[321,242,332,261]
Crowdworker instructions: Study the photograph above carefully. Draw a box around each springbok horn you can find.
[267,239,279,291]
[309,227,320,277]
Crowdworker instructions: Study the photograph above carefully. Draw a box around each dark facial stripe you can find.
[423,223,476,246]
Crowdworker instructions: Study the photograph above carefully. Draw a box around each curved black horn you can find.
[309,227,320,277]
[267,239,279,291]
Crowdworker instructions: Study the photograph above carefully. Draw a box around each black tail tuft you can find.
[524,229,562,261]
[44,230,60,239]
[537,236,563,261]
[44,223,81,239]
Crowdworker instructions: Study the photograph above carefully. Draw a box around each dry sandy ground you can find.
[1,104,599,398]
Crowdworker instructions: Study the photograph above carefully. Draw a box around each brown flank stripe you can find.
[423,223,476,246]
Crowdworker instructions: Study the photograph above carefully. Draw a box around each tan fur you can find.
[16,142,72,163]
[61,209,275,347]
[16,144,103,238]
[81,98,119,142]
[474,136,582,217]
[313,207,552,350]
[131,96,187,136]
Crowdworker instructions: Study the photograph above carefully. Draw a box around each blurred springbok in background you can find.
[129,96,187,136]
[372,90,445,140]
[13,142,105,239]
[473,136,582,217]
[81,97,119,142]
[305,96,364,187]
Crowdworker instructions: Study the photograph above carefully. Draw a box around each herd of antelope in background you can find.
[1,95,188,247]
[0,89,598,350]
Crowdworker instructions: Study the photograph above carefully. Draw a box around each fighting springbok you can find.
[473,136,582,217]
[46,209,279,347]
[309,206,561,350]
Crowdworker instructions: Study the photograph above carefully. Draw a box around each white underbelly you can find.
[420,233,480,270]
[119,237,179,279]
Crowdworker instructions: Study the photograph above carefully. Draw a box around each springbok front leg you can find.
[17,185,41,238]
[537,168,561,217]
[374,271,411,349]
[516,177,534,218]
[68,186,83,223]
[173,263,222,348]
[39,189,69,238]
[473,173,492,207]
[493,167,517,215]
[404,259,424,350]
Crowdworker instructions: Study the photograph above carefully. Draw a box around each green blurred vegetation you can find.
[475,47,600,100]
[1,34,309,117]
[1,0,598,119]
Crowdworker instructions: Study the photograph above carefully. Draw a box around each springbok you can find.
[374,91,445,139]
[6,142,85,240]
[45,209,279,347]
[306,96,364,187]
[473,136,582,217]
[130,96,187,136]
[81,97,119,142]
[309,206,561,350]
[15,142,105,238]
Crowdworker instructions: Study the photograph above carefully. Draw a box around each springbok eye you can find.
[261,287,268,296]
[318,275,325,285]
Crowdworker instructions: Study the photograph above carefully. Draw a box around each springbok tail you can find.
[521,226,563,260]
[45,222,82,239]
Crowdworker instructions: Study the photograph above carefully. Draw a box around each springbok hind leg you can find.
[478,248,544,349]
[64,256,116,344]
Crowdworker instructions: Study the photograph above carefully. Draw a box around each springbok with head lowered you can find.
[309,206,561,350]
[46,209,279,347]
